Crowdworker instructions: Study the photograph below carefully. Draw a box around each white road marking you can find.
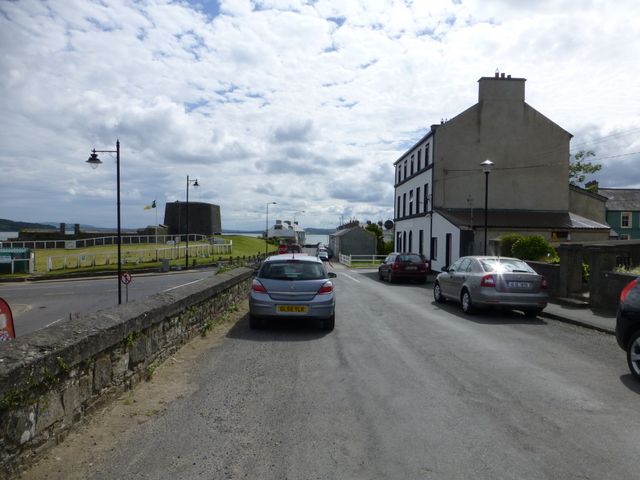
[163,279,203,292]
[341,273,360,283]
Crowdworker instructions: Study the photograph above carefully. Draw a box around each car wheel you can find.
[626,330,640,381]
[249,314,262,329]
[461,289,477,315]
[378,269,384,281]
[388,272,395,284]
[323,314,335,331]
[434,282,446,303]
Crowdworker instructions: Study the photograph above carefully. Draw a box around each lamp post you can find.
[86,140,122,305]
[185,176,199,269]
[293,211,305,244]
[266,202,276,256]
[480,159,494,255]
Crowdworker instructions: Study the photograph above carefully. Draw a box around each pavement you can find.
[540,302,616,335]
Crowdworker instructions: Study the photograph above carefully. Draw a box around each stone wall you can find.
[0,267,252,479]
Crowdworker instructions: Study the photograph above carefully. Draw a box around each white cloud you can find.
[1,0,639,232]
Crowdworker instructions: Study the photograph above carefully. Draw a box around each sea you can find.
[226,233,329,246]
[0,232,19,241]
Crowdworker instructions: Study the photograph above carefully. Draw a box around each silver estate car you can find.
[434,256,548,316]
[249,254,337,330]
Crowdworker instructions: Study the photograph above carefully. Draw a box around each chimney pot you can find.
[501,73,506,78]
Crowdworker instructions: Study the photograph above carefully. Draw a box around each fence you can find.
[339,254,386,267]
[1,234,221,250]
[46,242,232,272]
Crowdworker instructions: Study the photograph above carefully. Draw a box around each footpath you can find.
[541,302,616,335]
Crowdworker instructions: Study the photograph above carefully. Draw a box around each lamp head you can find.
[193,179,199,189]
[480,159,494,173]
[86,152,103,169]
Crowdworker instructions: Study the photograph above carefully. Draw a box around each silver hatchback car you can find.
[434,256,548,316]
[249,254,337,330]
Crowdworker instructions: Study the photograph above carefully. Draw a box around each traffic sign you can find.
[278,244,288,254]
[120,272,132,285]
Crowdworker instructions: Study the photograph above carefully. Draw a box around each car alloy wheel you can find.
[461,289,477,315]
[627,330,640,381]
[434,282,446,303]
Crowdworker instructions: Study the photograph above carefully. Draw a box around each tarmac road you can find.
[17,264,639,480]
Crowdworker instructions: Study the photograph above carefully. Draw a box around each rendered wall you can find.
[0,268,252,479]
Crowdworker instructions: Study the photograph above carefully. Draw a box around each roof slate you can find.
[435,209,610,230]
[598,188,640,211]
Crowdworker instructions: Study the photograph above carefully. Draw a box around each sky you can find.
[1,0,639,232]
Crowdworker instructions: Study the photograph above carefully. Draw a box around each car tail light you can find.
[317,281,334,294]
[621,280,638,302]
[251,279,267,293]
[392,263,400,270]
[480,274,495,287]
[541,276,549,289]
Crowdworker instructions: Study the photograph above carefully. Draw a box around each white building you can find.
[393,73,609,271]
[266,220,306,245]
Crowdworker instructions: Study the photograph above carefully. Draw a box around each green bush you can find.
[511,235,555,261]
[499,233,524,256]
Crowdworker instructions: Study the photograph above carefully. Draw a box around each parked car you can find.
[287,244,302,253]
[249,254,337,330]
[433,256,548,316]
[378,252,430,284]
[615,277,640,381]
[317,248,329,261]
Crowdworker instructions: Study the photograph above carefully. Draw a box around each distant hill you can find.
[0,219,57,232]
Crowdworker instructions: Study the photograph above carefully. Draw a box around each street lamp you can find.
[86,140,122,305]
[266,202,276,256]
[480,159,494,255]
[293,211,305,244]
[185,176,199,269]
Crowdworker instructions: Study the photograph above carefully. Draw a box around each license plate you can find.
[278,305,307,313]
[507,281,531,288]
[405,266,417,270]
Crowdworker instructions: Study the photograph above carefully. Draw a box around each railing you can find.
[1,234,225,250]
[45,242,233,272]
[339,254,386,267]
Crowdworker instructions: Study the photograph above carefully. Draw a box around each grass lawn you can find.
[3,236,280,277]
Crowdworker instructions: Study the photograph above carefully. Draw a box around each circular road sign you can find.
[278,244,288,254]
[120,272,132,285]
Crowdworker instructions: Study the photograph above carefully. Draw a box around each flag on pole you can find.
[144,200,156,210]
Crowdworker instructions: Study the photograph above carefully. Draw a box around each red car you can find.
[378,252,431,284]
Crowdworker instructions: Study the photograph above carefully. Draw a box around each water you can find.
[305,234,330,246]
[224,233,330,246]
[0,232,19,241]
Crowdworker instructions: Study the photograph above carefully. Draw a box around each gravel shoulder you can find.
[15,301,250,480]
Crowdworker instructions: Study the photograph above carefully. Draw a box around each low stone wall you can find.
[590,270,637,312]
[0,267,253,479]
[527,261,561,299]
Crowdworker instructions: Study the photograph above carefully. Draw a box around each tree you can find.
[365,222,393,255]
[569,150,601,191]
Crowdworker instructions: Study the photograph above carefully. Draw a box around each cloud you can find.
[1,0,639,232]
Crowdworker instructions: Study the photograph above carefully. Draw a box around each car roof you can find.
[265,253,316,262]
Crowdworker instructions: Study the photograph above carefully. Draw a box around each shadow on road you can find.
[226,312,332,342]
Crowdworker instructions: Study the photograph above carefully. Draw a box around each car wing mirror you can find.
[328,272,337,278]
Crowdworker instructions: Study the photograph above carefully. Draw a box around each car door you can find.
[380,254,394,278]
[440,258,464,297]
[447,257,473,299]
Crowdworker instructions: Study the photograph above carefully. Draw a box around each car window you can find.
[459,258,473,272]
[448,258,464,271]
[398,254,422,263]
[261,262,325,280]
[480,259,534,273]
